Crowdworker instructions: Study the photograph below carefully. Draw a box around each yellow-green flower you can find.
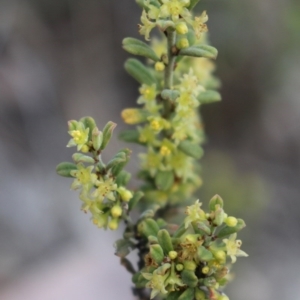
[138,125,158,145]
[184,200,206,228]
[223,233,248,263]
[142,264,171,299]
[191,11,208,39]
[160,0,190,21]
[70,164,97,192]
[139,148,164,176]
[67,121,89,151]
[92,177,117,202]
[139,10,156,41]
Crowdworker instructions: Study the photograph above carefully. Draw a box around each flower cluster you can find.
[120,0,220,208]
[132,196,247,299]
[57,117,134,230]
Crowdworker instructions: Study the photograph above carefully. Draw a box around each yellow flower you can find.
[184,200,206,228]
[67,121,89,151]
[92,177,117,202]
[160,0,190,21]
[70,164,97,192]
[121,108,147,125]
[139,10,156,41]
[192,11,208,39]
[223,233,248,263]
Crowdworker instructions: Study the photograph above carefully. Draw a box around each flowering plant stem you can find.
[56,1,248,300]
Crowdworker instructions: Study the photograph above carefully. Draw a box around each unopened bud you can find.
[155,62,165,71]
[177,38,189,49]
[175,22,189,35]
[225,216,238,227]
[168,251,178,260]
[111,205,122,218]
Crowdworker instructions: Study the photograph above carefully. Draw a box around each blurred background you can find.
[0,0,299,299]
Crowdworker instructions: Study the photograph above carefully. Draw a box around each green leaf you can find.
[166,291,183,300]
[116,171,131,186]
[106,152,126,170]
[123,37,160,61]
[155,170,174,191]
[197,246,213,262]
[92,127,103,151]
[181,270,198,288]
[161,89,180,101]
[139,218,160,237]
[111,148,131,176]
[179,45,218,59]
[178,288,195,300]
[56,162,77,177]
[119,129,141,144]
[209,194,224,211]
[72,153,95,164]
[217,219,246,238]
[114,239,133,258]
[178,140,204,159]
[124,58,157,85]
[195,222,211,235]
[150,244,164,264]
[156,20,175,31]
[128,191,144,212]
[79,116,96,141]
[197,90,221,104]
[157,229,173,254]
[120,257,136,274]
[101,121,117,150]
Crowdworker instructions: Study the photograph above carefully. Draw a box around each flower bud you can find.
[121,108,148,125]
[108,218,119,230]
[111,205,123,218]
[183,260,197,271]
[202,266,210,274]
[225,216,238,227]
[176,38,189,49]
[118,187,133,202]
[176,264,184,271]
[176,22,189,35]
[168,251,178,260]
[214,250,226,262]
[154,62,165,71]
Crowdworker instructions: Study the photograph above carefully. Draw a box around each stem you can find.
[164,29,176,89]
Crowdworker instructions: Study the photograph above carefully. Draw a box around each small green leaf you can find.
[157,229,173,254]
[178,140,203,159]
[179,45,218,59]
[124,58,157,85]
[197,246,213,262]
[56,162,77,177]
[150,244,165,264]
[116,171,132,186]
[92,127,103,151]
[156,20,175,31]
[139,218,160,238]
[72,153,95,164]
[181,270,198,288]
[209,194,224,211]
[217,219,246,238]
[106,152,126,170]
[111,148,131,176]
[114,239,133,258]
[155,170,174,191]
[119,129,141,144]
[79,116,96,141]
[123,37,160,61]
[195,222,211,235]
[161,89,180,101]
[166,291,183,300]
[197,90,221,104]
[128,191,144,212]
[120,257,136,274]
[101,121,117,150]
[178,287,195,300]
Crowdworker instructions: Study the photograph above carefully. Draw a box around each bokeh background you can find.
[0,0,300,299]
